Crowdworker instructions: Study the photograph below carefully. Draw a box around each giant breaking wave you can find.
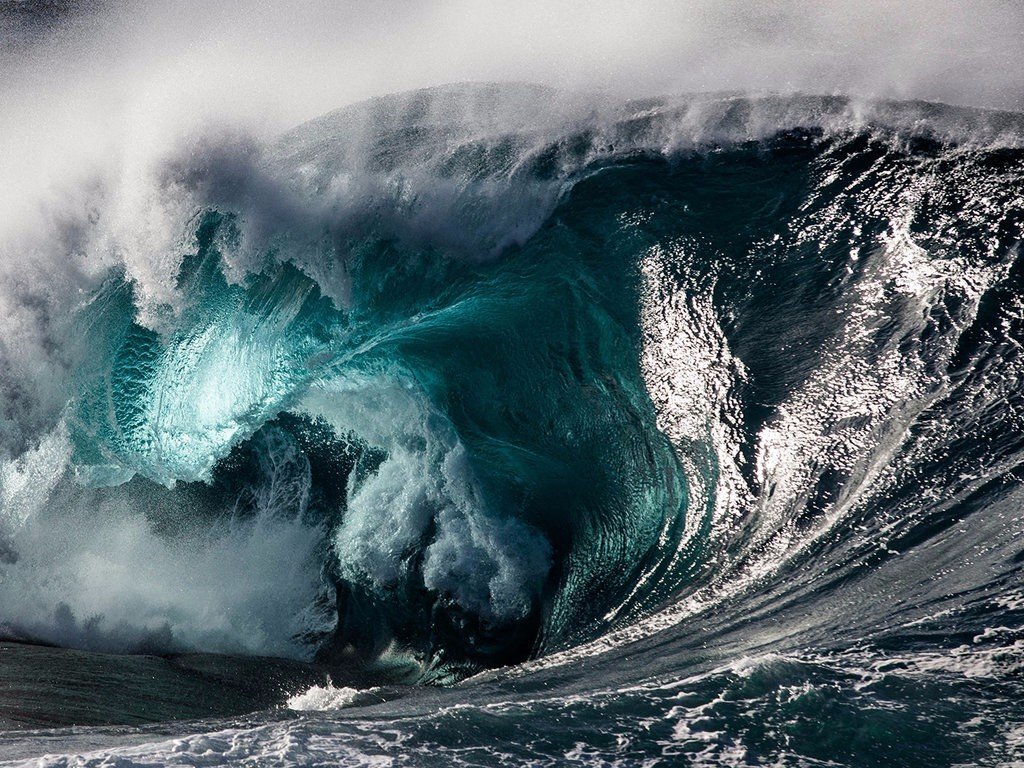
[1,86,1023,708]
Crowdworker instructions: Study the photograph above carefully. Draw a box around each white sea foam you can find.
[302,375,552,626]
[0,423,333,658]
[286,683,365,711]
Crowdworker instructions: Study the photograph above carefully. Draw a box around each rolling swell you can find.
[2,85,1024,761]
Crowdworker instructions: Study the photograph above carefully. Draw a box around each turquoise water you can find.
[2,86,1024,765]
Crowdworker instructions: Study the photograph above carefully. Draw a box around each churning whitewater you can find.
[2,80,1024,766]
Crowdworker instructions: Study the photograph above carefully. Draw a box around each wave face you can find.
[2,85,1024,764]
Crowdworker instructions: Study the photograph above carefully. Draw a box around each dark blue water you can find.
[1,85,1024,766]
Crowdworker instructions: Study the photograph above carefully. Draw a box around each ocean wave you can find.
[0,83,1023,765]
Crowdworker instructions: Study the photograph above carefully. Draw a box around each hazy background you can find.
[4,0,1022,117]
[0,0,1021,261]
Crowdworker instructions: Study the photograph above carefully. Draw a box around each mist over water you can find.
[2,0,1021,299]
[2,2,1024,766]
[3,0,1023,210]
